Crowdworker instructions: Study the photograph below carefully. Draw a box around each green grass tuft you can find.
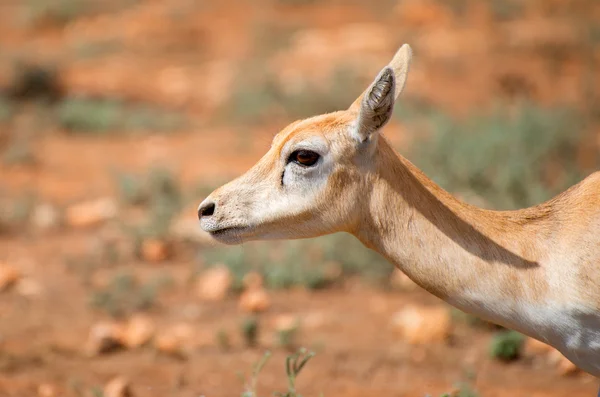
[489,330,525,361]
[410,103,592,210]
[57,97,184,135]
[89,272,172,318]
[241,316,260,348]
[202,233,390,291]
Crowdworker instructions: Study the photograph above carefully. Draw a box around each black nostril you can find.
[198,202,215,219]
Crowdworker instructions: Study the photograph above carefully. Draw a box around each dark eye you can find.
[289,150,320,167]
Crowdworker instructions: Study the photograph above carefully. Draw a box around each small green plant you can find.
[240,349,316,397]
[202,233,390,292]
[241,317,259,347]
[57,98,122,133]
[241,351,273,397]
[57,97,184,135]
[488,0,524,20]
[224,62,365,127]
[23,0,91,25]
[276,323,299,351]
[274,348,316,397]
[453,382,479,397]
[116,167,183,249]
[436,382,479,397]
[411,103,592,210]
[70,39,121,60]
[8,62,63,101]
[90,387,104,397]
[0,96,14,122]
[0,194,36,235]
[489,330,524,361]
[216,329,231,351]
[89,272,172,318]
[2,135,36,166]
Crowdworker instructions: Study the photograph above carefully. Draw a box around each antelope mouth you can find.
[210,226,247,235]
[206,225,250,244]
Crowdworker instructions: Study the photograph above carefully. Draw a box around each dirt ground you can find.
[1,0,600,396]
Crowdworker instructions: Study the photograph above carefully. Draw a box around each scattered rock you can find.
[0,263,20,292]
[37,383,57,397]
[239,287,271,313]
[104,376,132,397]
[154,323,195,356]
[123,315,155,349]
[15,277,43,297]
[31,203,60,231]
[391,305,451,344]
[140,238,170,262]
[84,321,125,356]
[196,265,232,302]
[65,197,117,228]
[273,314,299,332]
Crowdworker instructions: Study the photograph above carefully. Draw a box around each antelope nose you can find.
[198,201,216,220]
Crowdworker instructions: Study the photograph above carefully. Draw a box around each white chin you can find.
[208,227,248,245]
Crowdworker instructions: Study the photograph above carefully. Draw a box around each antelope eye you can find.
[289,150,320,167]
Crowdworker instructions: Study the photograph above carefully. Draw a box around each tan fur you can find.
[200,44,600,377]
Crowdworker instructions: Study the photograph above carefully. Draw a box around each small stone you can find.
[37,383,57,397]
[140,238,170,263]
[84,321,125,356]
[273,314,298,332]
[122,315,155,349]
[196,265,232,302]
[0,263,20,292]
[15,277,43,297]
[239,287,271,313]
[31,203,60,231]
[391,305,451,344]
[154,323,195,356]
[104,376,132,397]
[65,197,117,228]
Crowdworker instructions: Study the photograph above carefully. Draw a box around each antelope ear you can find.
[388,43,412,100]
[354,67,396,142]
[351,44,412,142]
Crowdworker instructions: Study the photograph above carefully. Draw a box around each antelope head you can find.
[198,44,412,244]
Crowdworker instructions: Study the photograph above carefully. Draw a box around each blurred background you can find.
[0,0,599,396]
